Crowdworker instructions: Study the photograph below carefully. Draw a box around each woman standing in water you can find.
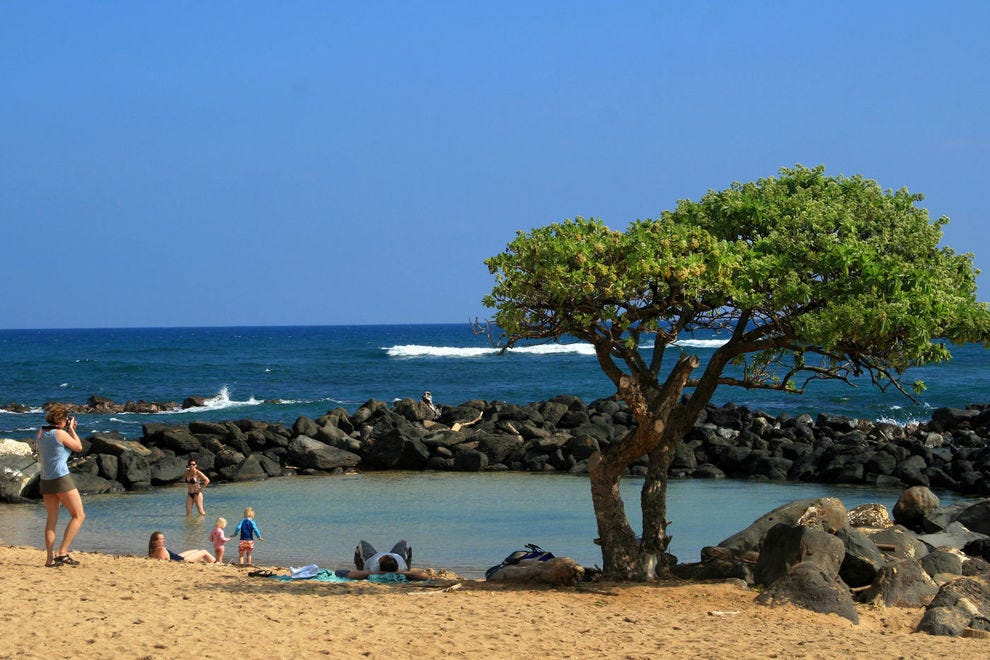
[183,458,210,516]
[37,404,86,567]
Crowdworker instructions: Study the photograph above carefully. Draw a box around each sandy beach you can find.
[2,544,986,659]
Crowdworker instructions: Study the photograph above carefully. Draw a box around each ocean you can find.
[1,324,987,574]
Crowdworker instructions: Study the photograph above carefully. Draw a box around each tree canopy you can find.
[485,165,989,399]
[484,165,990,579]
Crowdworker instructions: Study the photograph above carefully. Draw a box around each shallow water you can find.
[0,472,971,578]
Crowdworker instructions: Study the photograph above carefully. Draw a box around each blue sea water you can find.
[2,323,988,438]
[0,324,987,574]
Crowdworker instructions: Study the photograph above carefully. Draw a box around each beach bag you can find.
[485,543,555,579]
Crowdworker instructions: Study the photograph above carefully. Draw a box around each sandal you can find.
[54,555,79,566]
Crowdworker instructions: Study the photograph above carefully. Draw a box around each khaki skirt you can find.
[39,474,76,495]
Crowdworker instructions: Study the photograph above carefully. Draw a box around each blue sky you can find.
[3,1,988,329]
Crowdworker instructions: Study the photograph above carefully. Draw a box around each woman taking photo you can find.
[37,404,85,567]
[183,458,210,516]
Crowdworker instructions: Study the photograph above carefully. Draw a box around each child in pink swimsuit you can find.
[209,516,231,563]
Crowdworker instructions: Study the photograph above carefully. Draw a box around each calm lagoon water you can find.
[0,472,969,578]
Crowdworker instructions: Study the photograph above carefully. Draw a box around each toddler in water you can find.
[209,516,231,563]
[234,507,264,565]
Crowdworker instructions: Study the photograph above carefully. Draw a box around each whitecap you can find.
[385,345,496,358]
[108,417,144,425]
[672,338,729,349]
[171,386,264,413]
[386,337,725,359]
[384,343,596,358]
[0,407,44,415]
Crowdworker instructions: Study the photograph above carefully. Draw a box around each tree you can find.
[483,165,990,580]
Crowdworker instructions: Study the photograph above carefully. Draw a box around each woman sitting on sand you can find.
[148,531,215,563]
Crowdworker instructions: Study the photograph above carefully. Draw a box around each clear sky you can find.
[3,2,988,329]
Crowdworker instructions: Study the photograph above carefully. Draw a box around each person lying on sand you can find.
[343,554,430,581]
[148,531,215,563]
[354,539,413,571]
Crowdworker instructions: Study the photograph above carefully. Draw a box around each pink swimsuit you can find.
[209,527,230,550]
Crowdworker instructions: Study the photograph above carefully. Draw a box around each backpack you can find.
[485,543,555,579]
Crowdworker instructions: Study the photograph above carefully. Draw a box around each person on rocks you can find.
[148,531,215,563]
[36,404,86,567]
[422,391,440,419]
[183,458,210,516]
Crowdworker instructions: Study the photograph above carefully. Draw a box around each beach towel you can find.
[277,568,414,584]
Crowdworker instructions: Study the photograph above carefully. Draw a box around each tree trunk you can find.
[588,449,641,579]
[640,438,676,579]
[589,354,700,581]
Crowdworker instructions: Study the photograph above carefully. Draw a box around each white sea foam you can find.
[385,343,597,358]
[672,338,729,348]
[386,337,727,358]
[0,407,44,415]
[172,386,263,413]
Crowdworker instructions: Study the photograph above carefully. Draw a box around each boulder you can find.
[476,433,524,466]
[361,428,430,470]
[954,499,990,536]
[71,471,119,495]
[153,427,202,453]
[0,454,40,502]
[920,548,965,578]
[96,453,118,481]
[227,454,269,482]
[315,424,353,448]
[893,486,940,530]
[117,452,152,489]
[453,449,489,472]
[916,521,989,551]
[292,416,320,438]
[754,524,845,586]
[285,436,360,471]
[755,562,859,624]
[894,456,931,488]
[857,557,939,607]
[392,398,439,423]
[865,525,930,560]
[917,577,990,636]
[0,438,33,457]
[89,432,153,457]
[149,455,189,485]
[836,526,886,588]
[847,503,893,529]
[718,498,848,554]
[963,539,990,562]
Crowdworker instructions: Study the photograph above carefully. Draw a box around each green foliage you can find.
[484,165,990,396]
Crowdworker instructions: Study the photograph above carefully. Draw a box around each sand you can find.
[1,544,986,659]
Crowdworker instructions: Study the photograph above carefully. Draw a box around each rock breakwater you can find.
[1,396,989,502]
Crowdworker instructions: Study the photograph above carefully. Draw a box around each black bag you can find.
[485,543,555,579]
